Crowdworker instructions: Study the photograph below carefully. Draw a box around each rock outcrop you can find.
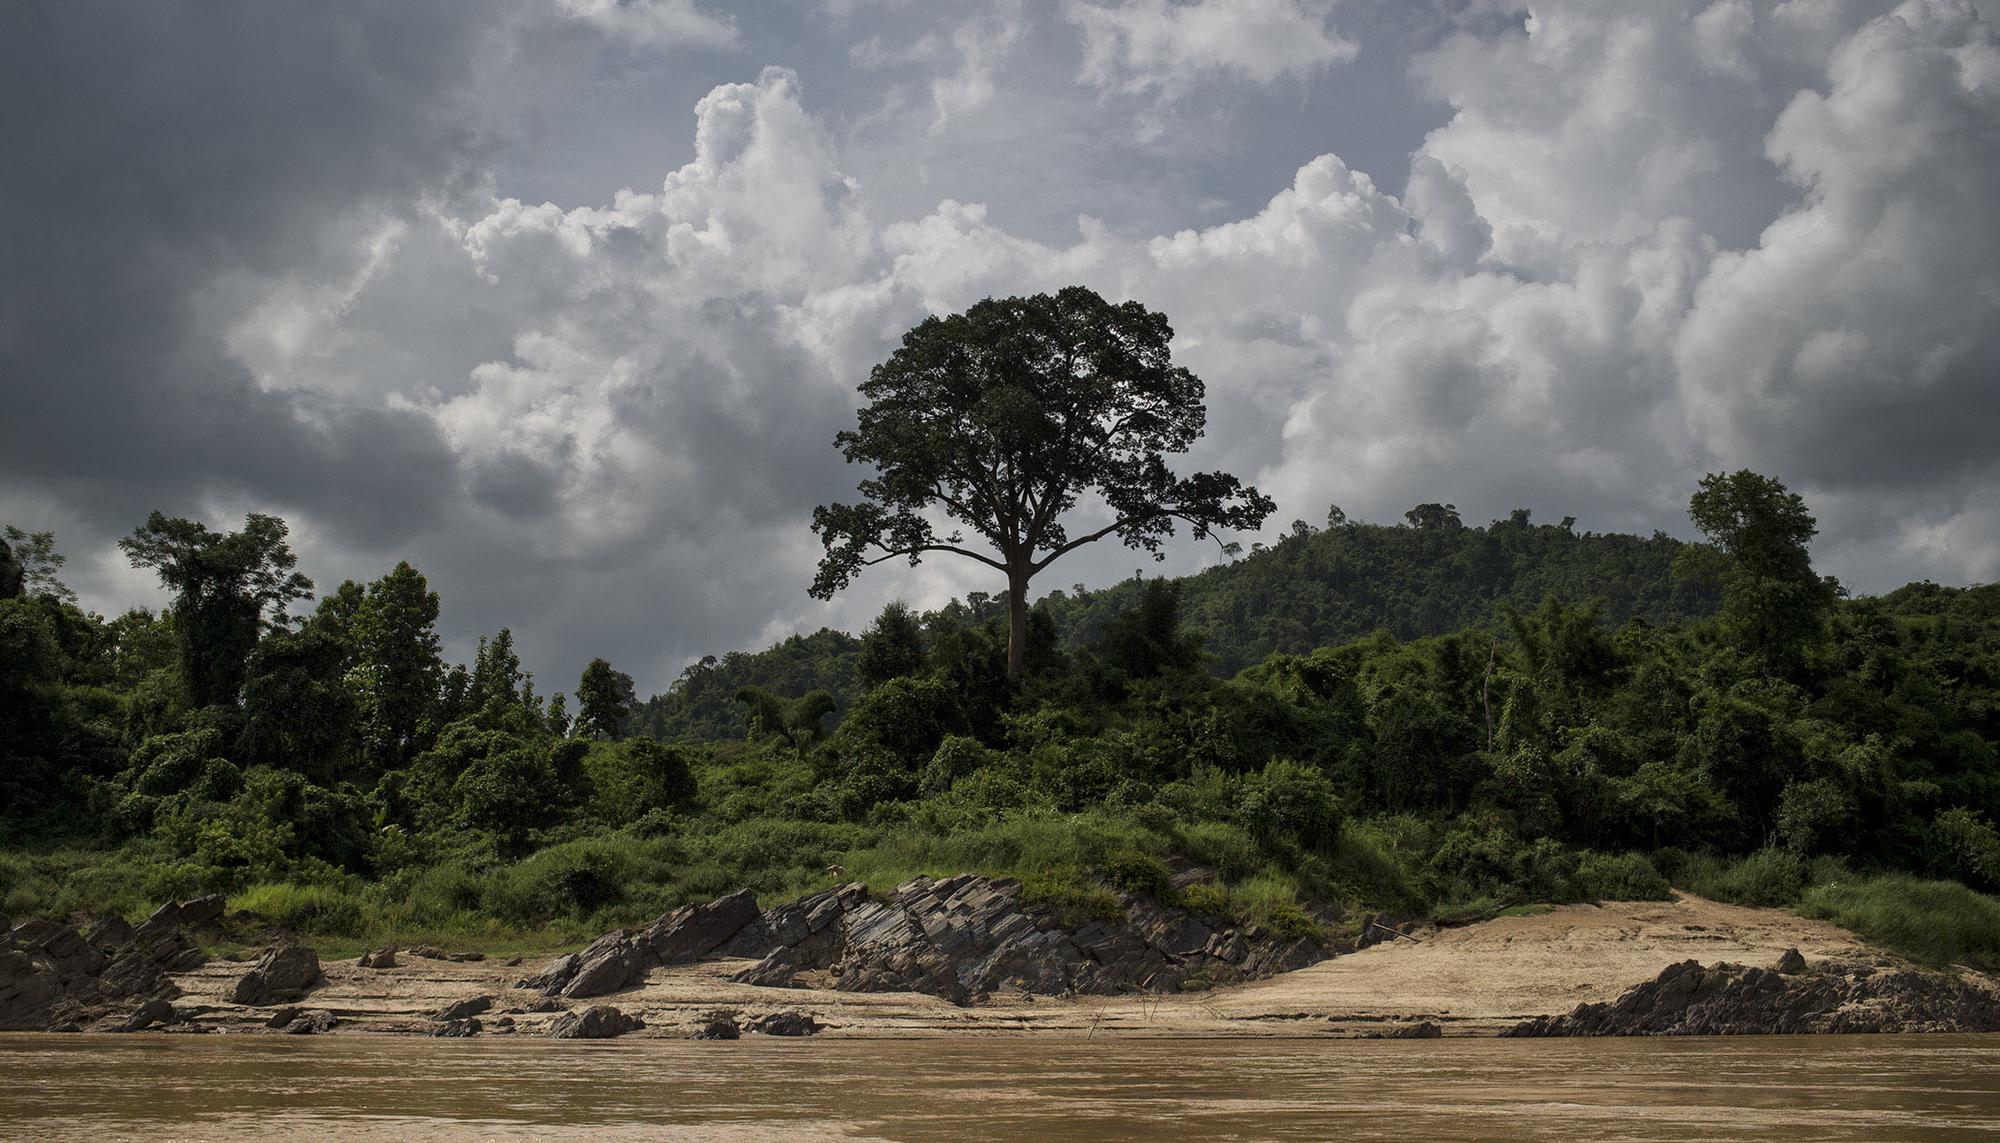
[745,1010,823,1036]
[731,874,1322,1004]
[231,945,324,1007]
[548,1005,643,1039]
[522,873,1325,1009]
[1505,958,2000,1037]
[0,900,215,1031]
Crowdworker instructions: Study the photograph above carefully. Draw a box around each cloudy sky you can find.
[4,0,1998,694]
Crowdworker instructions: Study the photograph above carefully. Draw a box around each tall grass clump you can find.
[1799,875,2000,970]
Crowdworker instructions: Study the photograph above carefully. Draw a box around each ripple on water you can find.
[1,1033,1997,1142]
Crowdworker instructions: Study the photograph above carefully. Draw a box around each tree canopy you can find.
[811,286,1274,676]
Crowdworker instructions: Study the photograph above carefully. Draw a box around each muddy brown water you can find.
[2,1033,1996,1141]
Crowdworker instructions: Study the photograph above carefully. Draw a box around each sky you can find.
[3,0,1998,696]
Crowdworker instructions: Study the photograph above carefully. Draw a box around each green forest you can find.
[5,470,1999,968]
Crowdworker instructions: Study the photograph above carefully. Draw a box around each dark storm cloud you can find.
[0,0,506,549]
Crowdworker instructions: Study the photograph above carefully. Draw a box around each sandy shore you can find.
[162,892,1937,1038]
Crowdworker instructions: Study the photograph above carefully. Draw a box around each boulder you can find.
[547,1005,643,1039]
[113,999,177,1032]
[178,895,227,930]
[520,953,580,994]
[435,995,493,1021]
[279,1009,337,1035]
[559,934,647,999]
[231,945,323,1006]
[1776,947,1808,975]
[358,947,397,969]
[689,1017,740,1040]
[84,916,136,953]
[744,1010,823,1036]
[433,1017,482,1038]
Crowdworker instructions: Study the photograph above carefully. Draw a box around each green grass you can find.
[1798,874,2000,970]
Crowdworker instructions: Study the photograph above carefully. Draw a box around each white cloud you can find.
[173,0,2000,687]
[555,0,737,51]
[1064,0,1357,94]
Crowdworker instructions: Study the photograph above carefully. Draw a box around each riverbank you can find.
[135,890,1995,1038]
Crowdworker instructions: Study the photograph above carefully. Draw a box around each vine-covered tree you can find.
[575,657,637,740]
[118,512,313,707]
[811,286,1275,677]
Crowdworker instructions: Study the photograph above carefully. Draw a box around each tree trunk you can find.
[1006,565,1028,679]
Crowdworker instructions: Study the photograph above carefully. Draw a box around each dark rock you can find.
[114,999,177,1032]
[559,933,647,999]
[435,995,493,1021]
[280,1009,337,1035]
[727,873,1322,1006]
[520,953,580,993]
[85,916,136,953]
[179,895,227,930]
[1776,948,1808,975]
[1371,1021,1441,1039]
[231,945,323,1006]
[409,945,479,962]
[164,948,208,973]
[548,1005,644,1039]
[98,949,178,1004]
[643,889,763,965]
[434,1017,482,1038]
[358,947,397,969]
[1505,959,2000,1037]
[745,1010,823,1036]
[689,1017,740,1040]
[501,955,523,967]
[132,903,183,945]
[0,950,65,1031]
[265,1006,305,1028]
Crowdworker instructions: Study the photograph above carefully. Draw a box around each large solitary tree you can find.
[811,286,1275,677]
[1682,470,1839,671]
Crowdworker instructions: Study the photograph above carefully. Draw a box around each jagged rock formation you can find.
[1505,957,2000,1036]
[231,945,324,1006]
[525,874,1323,1008]
[0,897,223,1030]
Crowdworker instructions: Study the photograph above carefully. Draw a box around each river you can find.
[2,1033,1995,1141]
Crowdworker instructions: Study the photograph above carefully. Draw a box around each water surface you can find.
[3,1033,1996,1141]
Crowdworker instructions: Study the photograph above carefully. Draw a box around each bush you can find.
[1575,851,1671,901]
[1799,875,2000,970]
[1238,758,1341,857]
[232,882,366,936]
[1102,848,1173,898]
[1695,847,1809,907]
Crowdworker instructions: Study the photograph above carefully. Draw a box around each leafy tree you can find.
[857,600,927,686]
[811,286,1274,677]
[118,512,313,708]
[352,562,443,771]
[575,657,637,740]
[1683,471,1839,670]
[2,526,75,602]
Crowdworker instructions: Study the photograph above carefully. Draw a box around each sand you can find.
[163,892,1910,1038]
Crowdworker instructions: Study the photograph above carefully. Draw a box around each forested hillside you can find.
[3,476,1997,971]
[634,504,1719,741]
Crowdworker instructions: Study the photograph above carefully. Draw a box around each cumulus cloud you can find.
[6,0,1998,693]
[1065,0,1358,94]
[554,0,737,51]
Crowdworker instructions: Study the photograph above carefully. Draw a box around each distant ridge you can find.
[635,506,1721,743]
